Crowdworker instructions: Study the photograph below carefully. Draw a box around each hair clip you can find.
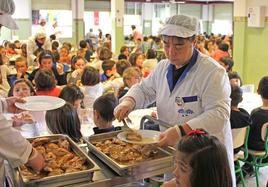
[43,54,52,58]
[187,129,206,136]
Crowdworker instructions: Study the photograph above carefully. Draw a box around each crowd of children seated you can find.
[1,30,267,186]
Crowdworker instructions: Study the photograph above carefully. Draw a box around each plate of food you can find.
[15,96,66,111]
[117,130,161,145]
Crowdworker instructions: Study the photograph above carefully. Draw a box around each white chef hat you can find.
[35,29,47,39]
[159,14,199,38]
[0,0,18,30]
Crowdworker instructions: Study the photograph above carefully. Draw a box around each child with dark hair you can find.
[46,103,82,143]
[212,42,230,62]
[141,36,151,54]
[8,56,30,85]
[59,84,84,109]
[79,40,92,62]
[34,69,61,97]
[118,46,129,60]
[219,57,234,72]
[103,60,131,96]
[228,71,242,87]
[129,53,144,70]
[241,76,268,177]
[101,59,116,82]
[8,79,35,97]
[162,130,232,187]
[80,66,103,108]
[59,46,71,64]
[249,76,268,150]
[67,56,86,85]
[29,50,67,85]
[92,94,121,134]
[8,79,48,138]
[116,59,131,77]
[230,85,251,153]
[90,47,112,74]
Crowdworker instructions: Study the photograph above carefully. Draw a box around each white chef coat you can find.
[0,100,32,186]
[124,49,235,185]
[27,36,51,66]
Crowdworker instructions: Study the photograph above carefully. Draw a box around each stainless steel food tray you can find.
[17,134,100,187]
[84,131,174,176]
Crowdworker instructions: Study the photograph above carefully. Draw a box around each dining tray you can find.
[17,134,100,187]
[84,131,174,176]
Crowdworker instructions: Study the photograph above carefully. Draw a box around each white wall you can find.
[13,0,31,19]
[32,0,71,10]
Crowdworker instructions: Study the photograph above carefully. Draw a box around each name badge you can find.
[175,97,184,107]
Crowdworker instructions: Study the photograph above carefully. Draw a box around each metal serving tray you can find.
[84,131,174,176]
[17,134,100,187]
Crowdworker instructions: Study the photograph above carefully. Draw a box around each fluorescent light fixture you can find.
[169,0,186,4]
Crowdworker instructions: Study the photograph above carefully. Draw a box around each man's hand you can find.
[4,97,25,113]
[12,112,34,127]
[114,97,135,121]
[26,148,45,172]
[158,126,182,147]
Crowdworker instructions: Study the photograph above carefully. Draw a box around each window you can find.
[32,10,72,38]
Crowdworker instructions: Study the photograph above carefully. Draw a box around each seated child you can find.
[118,46,129,60]
[29,50,67,86]
[80,66,103,108]
[59,84,84,109]
[118,67,142,99]
[162,130,232,187]
[79,40,92,62]
[92,94,121,134]
[142,48,158,77]
[90,47,112,74]
[218,57,234,73]
[8,79,48,137]
[129,52,144,70]
[46,103,82,143]
[230,85,251,153]
[228,71,242,87]
[76,48,86,59]
[9,56,29,85]
[102,59,131,96]
[101,59,116,82]
[59,46,71,64]
[67,56,86,85]
[34,69,62,97]
[249,76,268,150]
[242,76,268,176]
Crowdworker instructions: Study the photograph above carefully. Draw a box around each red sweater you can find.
[212,50,229,62]
[36,87,61,97]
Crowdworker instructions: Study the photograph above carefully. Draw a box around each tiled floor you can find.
[238,167,268,187]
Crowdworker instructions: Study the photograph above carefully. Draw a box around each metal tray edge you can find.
[18,134,100,184]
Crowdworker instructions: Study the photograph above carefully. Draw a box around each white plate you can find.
[15,96,66,111]
[117,130,161,145]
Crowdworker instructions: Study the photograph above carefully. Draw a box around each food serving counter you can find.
[11,130,175,187]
